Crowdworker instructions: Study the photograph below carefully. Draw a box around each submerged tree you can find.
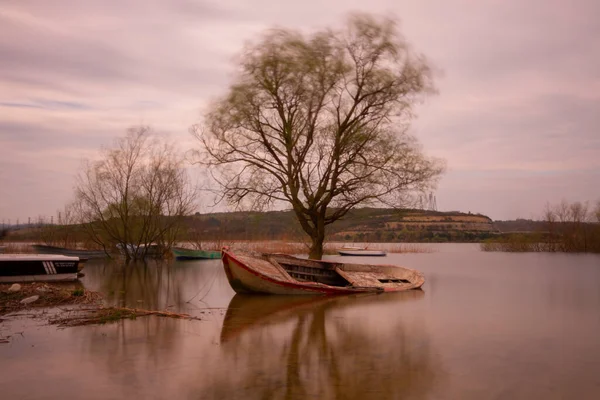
[544,200,600,252]
[76,126,196,261]
[193,13,444,259]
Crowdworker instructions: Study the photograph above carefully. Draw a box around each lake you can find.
[1,244,600,399]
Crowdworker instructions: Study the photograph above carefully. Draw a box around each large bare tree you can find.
[76,126,196,261]
[193,14,444,259]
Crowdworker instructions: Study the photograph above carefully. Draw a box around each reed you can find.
[0,242,34,254]
[216,240,434,255]
[228,240,310,254]
[480,229,600,253]
[387,243,434,254]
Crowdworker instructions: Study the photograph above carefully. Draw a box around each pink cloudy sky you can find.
[1,0,599,222]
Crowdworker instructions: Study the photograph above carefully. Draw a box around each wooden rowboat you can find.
[172,247,221,260]
[221,249,424,295]
[0,254,82,283]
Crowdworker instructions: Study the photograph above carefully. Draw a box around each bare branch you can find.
[75,126,196,261]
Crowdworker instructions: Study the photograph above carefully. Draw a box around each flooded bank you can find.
[2,245,600,399]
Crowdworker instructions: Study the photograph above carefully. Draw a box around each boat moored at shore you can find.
[337,245,387,256]
[32,244,108,259]
[172,247,221,260]
[0,254,82,283]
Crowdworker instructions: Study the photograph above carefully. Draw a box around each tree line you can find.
[481,200,600,253]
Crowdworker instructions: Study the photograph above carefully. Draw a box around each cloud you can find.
[1,0,599,221]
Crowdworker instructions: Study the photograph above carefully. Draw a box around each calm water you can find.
[1,244,600,399]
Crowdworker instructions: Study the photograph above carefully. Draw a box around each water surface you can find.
[1,244,600,399]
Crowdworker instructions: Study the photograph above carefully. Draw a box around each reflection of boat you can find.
[221,294,343,343]
[221,249,424,295]
[213,288,435,399]
[172,247,221,260]
[32,244,108,259]
[337,246,387,256]
[0,254,82,282]
[221,292,423,343]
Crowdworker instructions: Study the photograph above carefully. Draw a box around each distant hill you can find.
[4,208,504,244]
[184,208,498,243]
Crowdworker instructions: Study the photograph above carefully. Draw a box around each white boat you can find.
[337,246,387,257]
[116,243,162,257]
[0,254,82,283]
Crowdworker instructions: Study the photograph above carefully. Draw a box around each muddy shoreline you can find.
[1,283,204,344]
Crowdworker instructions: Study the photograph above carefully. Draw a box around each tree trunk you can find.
[308,218,326,260]
[308,238,323,260]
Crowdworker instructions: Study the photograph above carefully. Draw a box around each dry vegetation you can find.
[222,240,433,254]
[0,283,102,317]
[49,306,203,327]
[480,237,550,252]
[386,243,433,253]
[0,243,32,254]
[399,215,489,223]
[481,200,600,253]
[1,283,206,338]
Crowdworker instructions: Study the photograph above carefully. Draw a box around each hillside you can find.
[184,208,498,243]
[4,208,500,244]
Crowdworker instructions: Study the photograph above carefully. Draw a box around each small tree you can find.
[193,13,444,258]
[76,126,196,261]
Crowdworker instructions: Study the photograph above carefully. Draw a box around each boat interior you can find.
[267,254,413,288]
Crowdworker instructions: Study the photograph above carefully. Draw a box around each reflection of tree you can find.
[101,260,183,310]
[80,260,189,386]
[202,291,442,399]
[86,258,223,312]
[73,259,227,398]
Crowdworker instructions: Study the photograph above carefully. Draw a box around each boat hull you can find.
[172,247,221,260]
[32,244,107,259]
[0,254,81,283]
[221,250,424,295]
